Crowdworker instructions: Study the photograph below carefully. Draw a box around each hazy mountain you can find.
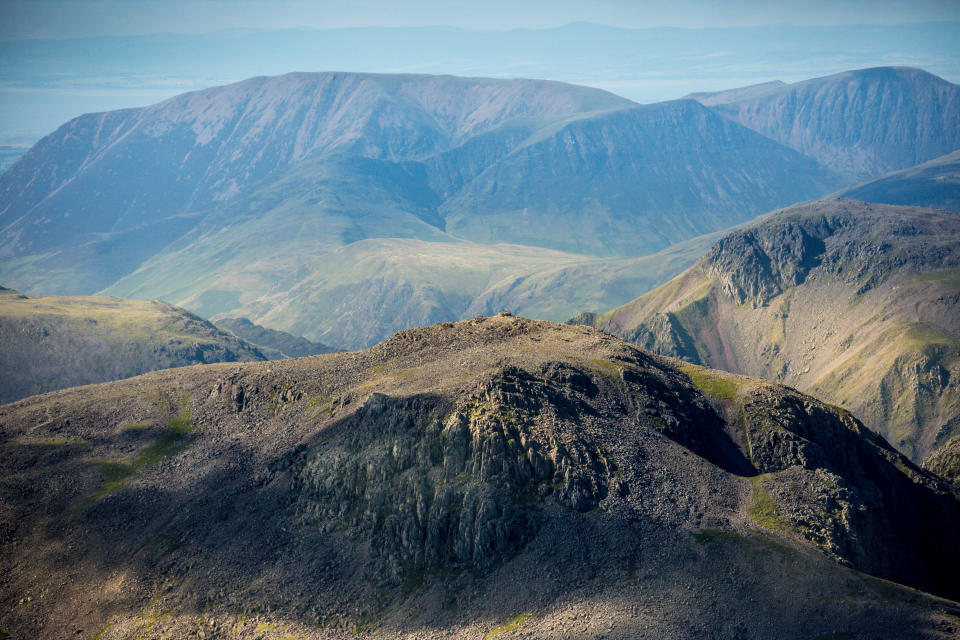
[572,200,960,462]
[0,73,632,294]
[695,67,960,177]
[215,316,333,359]
[0,286,264,403]
[835,149,960,212]
[2,316,958,639]
[0,71,851,348]
[438,99,840,255]
[3,22,960,141]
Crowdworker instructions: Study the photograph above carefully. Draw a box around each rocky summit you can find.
[2,316,958,639]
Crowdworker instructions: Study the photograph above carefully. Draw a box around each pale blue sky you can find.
[2,0,959,39]
[0,0,958,143]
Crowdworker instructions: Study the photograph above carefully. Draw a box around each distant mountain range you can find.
[2,21,959,142]
[572,200,960,463]
[3,66,955,348]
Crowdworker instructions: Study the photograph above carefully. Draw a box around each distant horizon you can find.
[3,19,960,43]
[0,14,957,145]
[2,0,959,39]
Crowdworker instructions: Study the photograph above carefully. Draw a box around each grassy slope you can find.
[580,200,960,462]
[0,288,264,403]
[208,232,720,349]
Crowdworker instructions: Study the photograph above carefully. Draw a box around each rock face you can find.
[1,316,959,639]
[572,200,960,463]
[0,287,265,403]
[699,66,960,177]
[924,435,960,494]
[215,316,333,359]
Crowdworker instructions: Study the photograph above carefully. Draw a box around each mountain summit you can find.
[694,67,960,177]
[2,316,959,638]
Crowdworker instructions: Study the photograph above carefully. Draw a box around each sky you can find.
[0,0,958,145]
[1,0,960,39]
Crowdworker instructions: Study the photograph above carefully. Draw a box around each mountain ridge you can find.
[571,199,960,462]
[1,316,959,638]
[0,287,266,404]
[695,66,960,176]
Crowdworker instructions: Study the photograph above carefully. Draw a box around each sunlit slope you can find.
[573,200,960,462]
[0,286,264,403]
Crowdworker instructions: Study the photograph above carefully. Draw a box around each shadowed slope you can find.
[1,316,958,639]
[835,149,960,212]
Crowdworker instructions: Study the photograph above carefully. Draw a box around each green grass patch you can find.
[747,475,787,535]
[92,622,113,640]
[915,267,960,290]
[484,614,534,639]
[585,358,621,383]
[80,412,198,509]
[681,365,741,400]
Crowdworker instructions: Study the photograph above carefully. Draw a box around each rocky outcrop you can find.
[294,366,617,584]
[705,220,826,307]
[924,435,960,495]
[572,200,960,462]
[2,316,959,639]
[738,383,960,591]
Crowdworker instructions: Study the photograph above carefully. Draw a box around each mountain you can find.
[215,316,333,359]
[184,232,719,349]
[0,286,264,404]
[0,73,632,294]
[572,200,960,463]
[0,72,849,348]
[835,149,960,212]
[1,316,959,639]
[694,67,960,177]
[436,99,840,255]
